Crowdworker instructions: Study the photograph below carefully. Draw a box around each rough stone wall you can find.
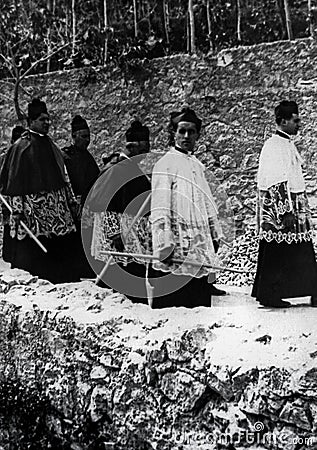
[0,270,317,450]
[1,38,317,231]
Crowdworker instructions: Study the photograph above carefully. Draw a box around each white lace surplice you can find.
[150,148,221,277]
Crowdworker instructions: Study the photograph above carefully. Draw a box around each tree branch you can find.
[19,42,70,82]
[0,80,16,87]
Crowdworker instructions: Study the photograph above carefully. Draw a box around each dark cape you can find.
[61,144,100,204]
[87,155,151,301]
[88,156,151,214]
[0,131,81,283]
[0,131,66,195]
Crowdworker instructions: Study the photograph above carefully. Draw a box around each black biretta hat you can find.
[28,98,48,121]
[72,115,89,133]
[169,107,202,133]
[125,120,149,142]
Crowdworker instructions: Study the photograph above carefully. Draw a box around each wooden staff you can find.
[94,193,151,285]
[0,194,47,253]
[100,249,250,274]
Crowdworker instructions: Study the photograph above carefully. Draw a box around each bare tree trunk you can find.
[237,0,242,43]
[46,0,56,72]
[65,2,69,40]
[284,0,293,39]
[187,13,190,53]
[308,0,313,36]
[188,0,196,54]
[275,0,287,38]
[103,0,108,65]
[206,0,213,51]
[133,0,138,38]
[71,0,76,59]
[163,0,170,48]
[46,0,51,72]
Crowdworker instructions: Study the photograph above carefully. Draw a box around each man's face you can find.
[281,113,300,136]
[127,141,150,159]
[30,113,50,135]
[73,129,90,151]
[175,121,199,152]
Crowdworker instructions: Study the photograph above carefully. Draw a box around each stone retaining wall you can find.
[0,270,316,449]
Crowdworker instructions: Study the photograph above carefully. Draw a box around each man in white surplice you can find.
[150,108,225,308]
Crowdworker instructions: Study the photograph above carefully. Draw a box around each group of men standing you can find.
[0,98,316,308]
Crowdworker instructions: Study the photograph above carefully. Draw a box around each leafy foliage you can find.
[0,0,314,78]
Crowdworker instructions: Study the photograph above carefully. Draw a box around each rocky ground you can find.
[0,261,316,449]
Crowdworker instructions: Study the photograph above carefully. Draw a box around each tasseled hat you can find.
[125,120,149,142]
[169,107,202,133]
[28,98,48,120]
[71,115,89,133]
[275,100,299,122]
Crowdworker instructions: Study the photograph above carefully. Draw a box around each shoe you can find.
[310,296,317,307]
[258,299,291,308]
[210,284,227,296]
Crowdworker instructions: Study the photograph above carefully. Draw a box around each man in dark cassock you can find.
[252,100,317,308]
[62,115,100,206]
[88,120,151,301]
[0,98,81,283]
[61,115,100,278]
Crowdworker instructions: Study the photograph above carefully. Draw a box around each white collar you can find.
[29,129,45,137]
[276,130,291,140]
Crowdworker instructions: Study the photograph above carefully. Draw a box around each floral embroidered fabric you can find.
[257,181,313,244]
[91,211,152,265]
[7,186,77,240]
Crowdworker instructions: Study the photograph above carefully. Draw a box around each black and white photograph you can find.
[0,0,317,449]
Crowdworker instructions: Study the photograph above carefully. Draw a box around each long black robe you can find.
[252,240,317,304]
[88,155,151,301]
[61,144,100,204]
[61,144,100,278]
